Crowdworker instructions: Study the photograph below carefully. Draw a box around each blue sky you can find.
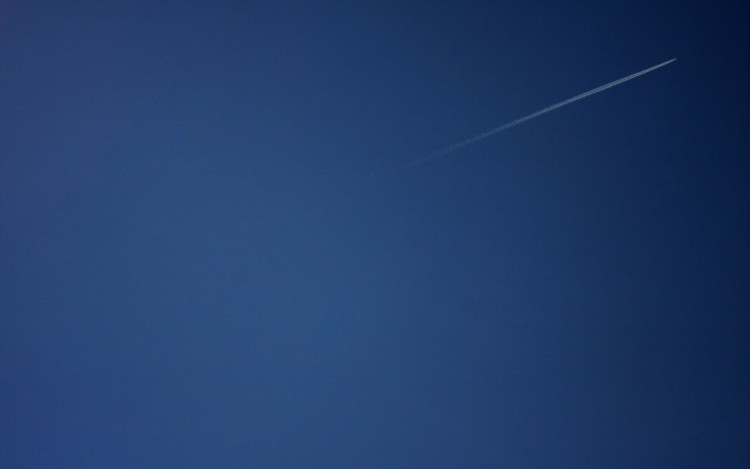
[1,1,749,467]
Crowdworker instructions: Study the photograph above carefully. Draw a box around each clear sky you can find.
[1,1,749,467]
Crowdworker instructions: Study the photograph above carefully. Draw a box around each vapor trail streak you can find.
[398,58,676,172]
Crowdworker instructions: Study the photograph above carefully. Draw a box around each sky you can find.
[1,1,749,467]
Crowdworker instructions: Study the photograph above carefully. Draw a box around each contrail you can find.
[396,58,676,172]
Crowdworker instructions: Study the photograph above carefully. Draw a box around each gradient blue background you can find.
[1,1,748,467]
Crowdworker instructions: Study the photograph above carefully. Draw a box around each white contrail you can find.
[397,58,676,172]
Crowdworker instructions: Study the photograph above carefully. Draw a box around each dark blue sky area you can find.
[2,1,749,467]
